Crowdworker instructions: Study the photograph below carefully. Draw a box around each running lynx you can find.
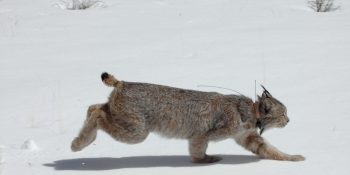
[71,73,305,163]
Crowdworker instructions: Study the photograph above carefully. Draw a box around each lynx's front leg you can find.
[188,136,222,163]
[236,132,305,161]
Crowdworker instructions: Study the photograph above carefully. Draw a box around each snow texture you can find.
[0,147,3,163]
[1,0,350,174]
[54,0,107,10]
[21,140,40,152]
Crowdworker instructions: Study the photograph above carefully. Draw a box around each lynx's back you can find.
[107,81,242,138]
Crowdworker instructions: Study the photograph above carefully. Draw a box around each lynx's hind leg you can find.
[236,132,305,161]
[189,136,222,163]
[97,111,149,144]
[71,104,106,152]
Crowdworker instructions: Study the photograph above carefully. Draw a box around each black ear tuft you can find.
[260,85,269,93]
[260,85,272,98]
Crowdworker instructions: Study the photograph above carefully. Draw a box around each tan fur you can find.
[71,73,305,163]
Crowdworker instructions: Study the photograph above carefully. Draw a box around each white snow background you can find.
[1,0,350,174]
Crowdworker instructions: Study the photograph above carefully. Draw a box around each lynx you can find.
[71,72,305,163]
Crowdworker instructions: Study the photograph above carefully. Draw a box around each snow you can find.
[20,140,40,152]
[1,0,350,174]
[54,0,107,10]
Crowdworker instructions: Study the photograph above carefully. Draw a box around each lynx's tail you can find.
[101,72,119,87]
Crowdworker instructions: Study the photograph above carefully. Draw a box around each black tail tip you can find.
[101,72,109,81]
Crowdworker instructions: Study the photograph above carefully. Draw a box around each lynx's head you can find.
[257,86,289,135]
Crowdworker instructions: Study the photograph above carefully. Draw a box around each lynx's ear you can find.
[262,92,271,99]
[257,95,262,101]
[262,99,273,112]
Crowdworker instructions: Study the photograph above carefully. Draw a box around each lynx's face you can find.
[258,87,289,134]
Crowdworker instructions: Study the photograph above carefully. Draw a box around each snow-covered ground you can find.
[1,0,350,174]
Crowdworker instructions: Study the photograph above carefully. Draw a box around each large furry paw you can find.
[71,137,83,152]
[288,155,305,161]
[192,155,222,164]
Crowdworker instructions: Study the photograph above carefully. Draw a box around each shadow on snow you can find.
[44,154,260,171]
